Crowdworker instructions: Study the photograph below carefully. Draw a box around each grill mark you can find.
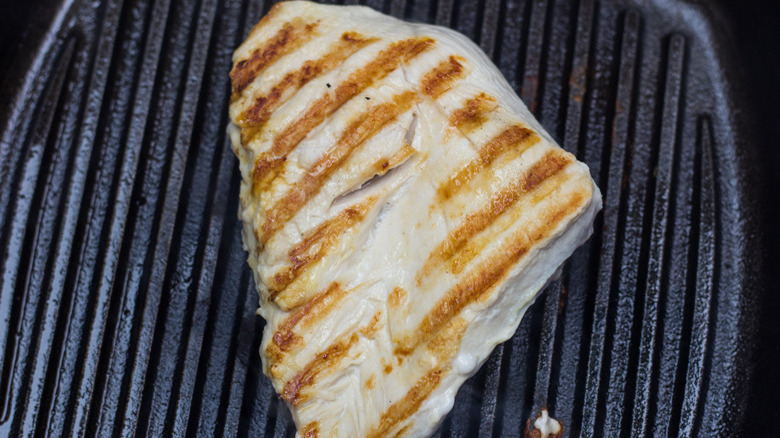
[448,92,498,134]
[282,332,360,405]
[424,316,468,362]
[388,287,407,309]
[301,422,319,438]
[523,150,571,191]
[393,424,413,438]
[259,91,418,244]
[448,156,573,275]
[437,125,537,201]
[270,282,347,353]
[372,318,464,436]
[251,37,435,191]
[372,144,415,175]
[238,32,377,130]
[335,144,416,206]
[365,374,377,390]
[366,368,445,438]
[419,151,571,282]
[420,55,466,98]
[269,196,378,296]
[282,312,382,405]
[361,311,383,337]
[230,18,320,95]
[396,189,589,356]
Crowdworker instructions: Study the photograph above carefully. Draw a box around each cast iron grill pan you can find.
[0,0,761,436]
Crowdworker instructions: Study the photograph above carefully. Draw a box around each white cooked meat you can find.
[227,2,602,437]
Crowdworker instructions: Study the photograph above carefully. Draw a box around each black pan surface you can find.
[0,0,765,436]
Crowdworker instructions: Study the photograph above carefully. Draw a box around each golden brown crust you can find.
[388,287,407,310]
[367,318,466,436]
[366,368,444,438]
[437,125,537,201]
[524,151,570,192]
[398,188,588,355]
[268,196,378,298]
[448,92,498,134]
[237,33,377,131]
[372,144,416,176]
[365,374,377,390]
[249,37,434,194]
[282,332,361,405]
[420,56,466,98]
[392,424,413,438]
[259,91,419,245]
[424,316,468,362]
[361,311,384,338]
[420,150,572,282]
[301,422,320,438]
[230,18,320,95]
[282,311,383,405]
[270,282,347,353]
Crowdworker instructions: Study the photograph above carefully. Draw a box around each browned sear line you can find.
[388,287,407,309]
[365,374,377,390]
[366,368,444,438]
[301,422,319,438]
[449,92,498,134]
[420,56,466,98]
[437,124,536,201]
[269,197,378,295]
[424,316,468,362]
[238,32,377,129]
[230,19,319,95]
[259,91,418,244]
[398,189,587,355]
[282,313,382,405]
[523,151,570,191]
[283,333,360,405]
[393,424,412,438]
[371,144,415,175]
[420,151,571,281]
[251,37,434,191]
[271,282,345,352]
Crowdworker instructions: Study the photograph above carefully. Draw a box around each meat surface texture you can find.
[227,2,602,436]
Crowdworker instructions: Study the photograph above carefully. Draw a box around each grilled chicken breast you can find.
[228,2,601,436]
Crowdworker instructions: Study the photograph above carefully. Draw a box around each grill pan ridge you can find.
[0,0,762,436]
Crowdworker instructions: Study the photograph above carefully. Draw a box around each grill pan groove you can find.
[135,0,224,434]
[675,116,716,438]
[650,34,695,437]
[16,38,80,433]
[0,36,77,425]
[86,0,175,431]
[0,0,764,436]
[579,5,622,435]
[630,32,687,437]
[43,0,135,434]
[171,3,251,435]
[22,36,84,438]
[596,10,640,435]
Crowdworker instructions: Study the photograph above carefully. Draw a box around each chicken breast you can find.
[227,2,601,437]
